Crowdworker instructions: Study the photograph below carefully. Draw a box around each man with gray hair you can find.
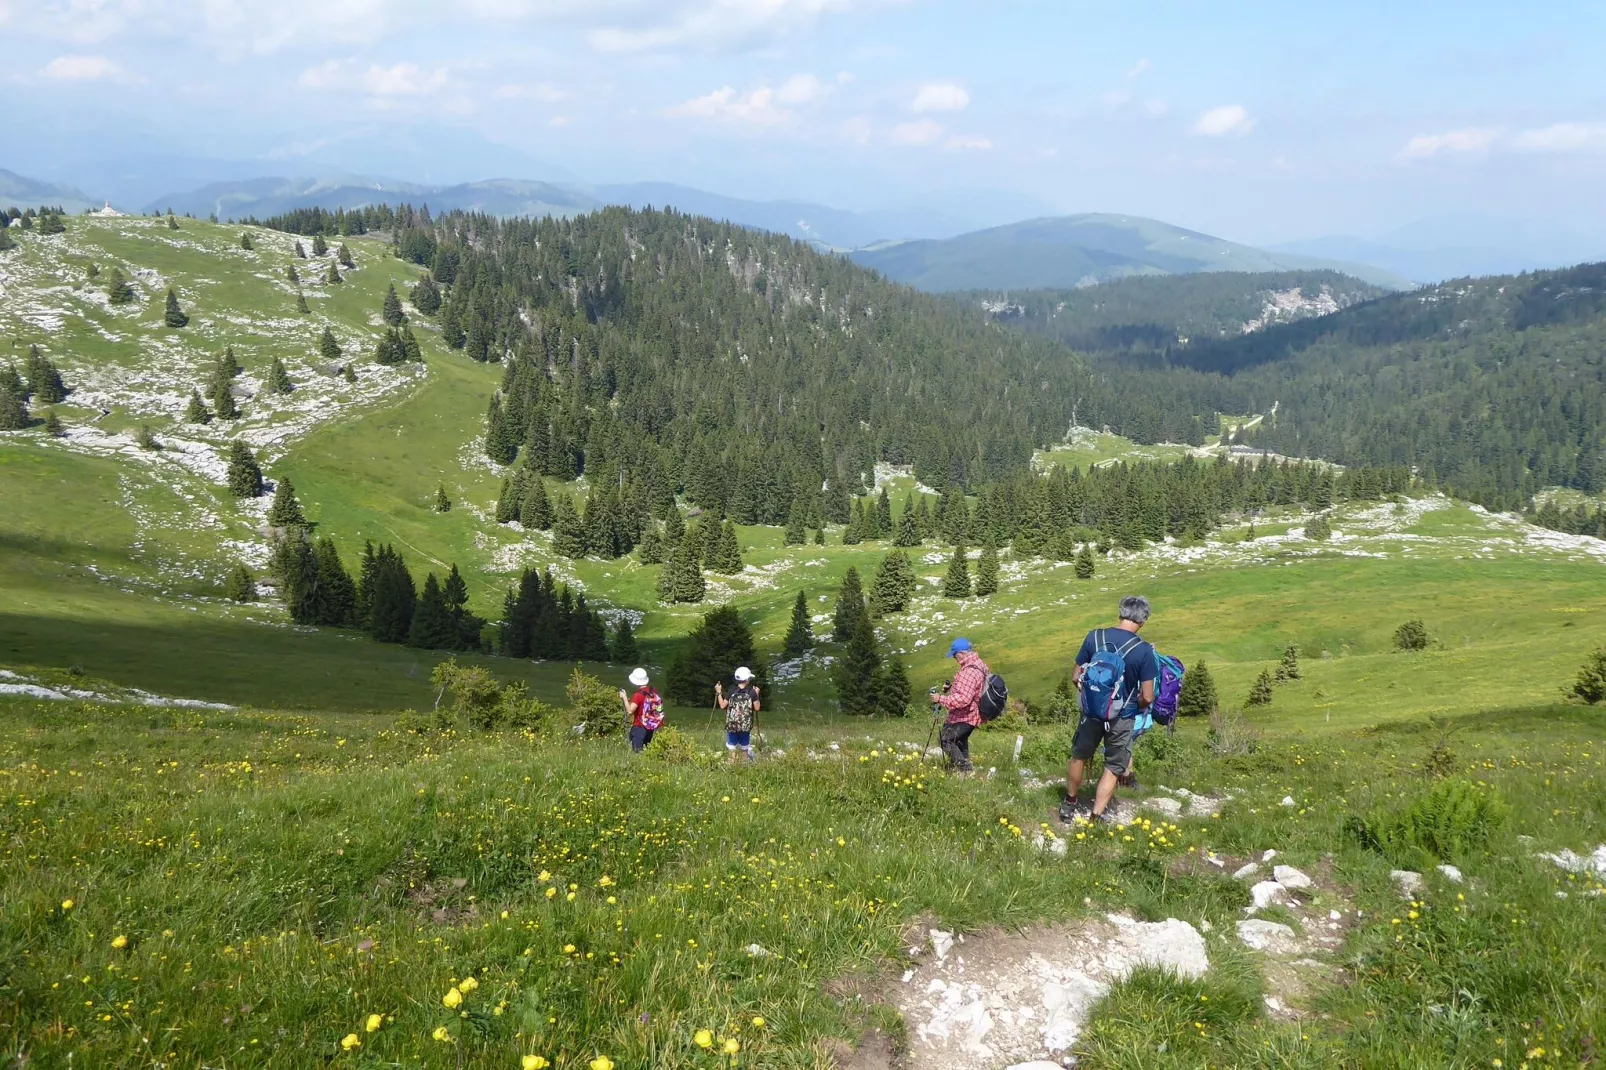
[1061,595,1160,824]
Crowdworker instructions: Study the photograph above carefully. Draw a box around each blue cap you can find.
[947,637,972,658]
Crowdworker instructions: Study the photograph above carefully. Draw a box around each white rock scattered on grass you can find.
[1142,796,1183,817]
[1249,881,1289,910]
[931,930,955,962]
[1390,870,1424,896]
[1274,865,1313,890]
[1538,846,1606,878]
[1262,849,1278,862]
[1281,796,1296,807]
[744,944,771,958]
[1436,864,1464,884]
[1236,919,1300,954]
[1232,863,1260,881]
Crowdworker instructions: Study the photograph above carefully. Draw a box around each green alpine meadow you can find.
[2,201,1604,1070]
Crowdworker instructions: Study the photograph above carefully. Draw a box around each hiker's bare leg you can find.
[1067,757,1087,799]
[1092,769,1119,814]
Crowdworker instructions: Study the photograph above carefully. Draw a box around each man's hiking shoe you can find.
[1059,797,1090,823]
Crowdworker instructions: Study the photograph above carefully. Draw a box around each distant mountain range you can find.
[0,168,100,215]
[847,214,1413,291]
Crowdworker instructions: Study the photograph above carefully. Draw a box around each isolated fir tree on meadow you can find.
[184,389,211,424]
[239,232,253,251]
[942,542,972,598]
[411,273,442,315]
[338,243,355,268]
[1572,648,1606,705]
[311,234,328,257]
[226,441,263,497]
[1075,544,1096,580]
[1276,644,1301,682]
[666,605,758,705]
[611,617,639,664]
[1305,512,1332,541]
[835,613,883,717]
[0,378,27,430]
[873,654,912,719]
[318,327,341,362]
[286,264,299,285]
[783,590,814,658]
[296,291,311,315]
[974,534,1000,596]
[326,262,342,285]
[294,239,307,258]
[163,287,189,328]
[224,564,256,603]
[833,567,866,642]
[26,346,68,403]
[211,375,239,420]
[268,477,307,528]
[165,213,179,230]
[43,409,64,437]
[708,520,744,574]
[868,549,917,617]
[432,484,451,513]
[1176,661,1218,718]
[107,268,135,305]
[266,356,294,395]
[382,283,407,326]
[1246,668,1275,707]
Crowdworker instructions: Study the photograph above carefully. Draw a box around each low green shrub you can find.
[1347,777,1509,862]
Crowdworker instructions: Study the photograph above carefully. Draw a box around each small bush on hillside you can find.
[978,697,1028,733]
[1134,726,1184,768]
[642,725,719,768]
[1018,725,1078,769]
[1037,674,1079,724]
[1207,708,1261,756]
[430,658,501,728]
[1570,647,1606,704]
[1394,619,1431,651]
[1347,778,1509,863]
[567,666,624,737]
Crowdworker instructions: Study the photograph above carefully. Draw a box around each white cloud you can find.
[775,73,824,104]
[299,59,449,97]
[1193,104,1254,137]
[1397,126,1499,159]
[1125,58,1150,80]
[669,85,786,126]
[588,0,859,55]
[1511,121,1606,154]
[41,54,122,80]
[911,81,969,113]
[944,133,991,151]
[890,118,943,145]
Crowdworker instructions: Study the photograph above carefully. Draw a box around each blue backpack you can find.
[1079,630,1143,722]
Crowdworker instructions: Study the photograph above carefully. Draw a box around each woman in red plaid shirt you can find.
[932,637,989,774]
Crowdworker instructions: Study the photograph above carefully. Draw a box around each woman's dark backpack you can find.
[977,673,1009,722]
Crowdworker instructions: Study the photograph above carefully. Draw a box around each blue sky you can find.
[6,0,1606,247]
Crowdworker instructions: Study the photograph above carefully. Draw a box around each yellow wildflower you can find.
[340,1033,361,1051]
[590,1058,614,1070]
[443,987,463,1009]
[522,1056,550,1070]
[458,975,479,993]
[111,935,128,949]
[563,943,577,954]
[61,899,74,911]
[432,1025,451,1042]
[365,1014,383,1033]
[723,1038,740,1054]
[546,887,558,899]
[695,1029,714,1048]
[752,1016,766,1028]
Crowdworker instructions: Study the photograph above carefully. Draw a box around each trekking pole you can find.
[921,704,941,764]
[618,690,633,749]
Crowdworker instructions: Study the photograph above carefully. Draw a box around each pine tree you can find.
[0,379,28,430]
[268,477,307,528]
[638,524,665,564]
[656,546,679,603]
[326,262,342,285]
[294,240,307,259]
[167,213,179,230]
[211,377,239,420]
[225,564,256,603]
[1074,544,1095,580]
[1244,520,1257,542]
[215,347,244,381]
[312,234,328,257]
[894,494,922,546]
[434,484,452,513]
[1176,661,1218,718]
[484,394,515,464]
[666,605,758,705]
[875,487,893,539]
[1246,668,1275,707]
[43,409,64,437]
[373,328,406,365]
[382,283,406,326]
[784,497,808,545]
[411,274,442,315]
[873,655,912,718]
[408,573,455,649]
[709,519,744,574]
[519,477,553,530]
[226,441,264,498]
[286,264,300,285]
[834,612,882,717]
[296,291,311,314]
[974,534,1000,596]
[308,537,358,627]
[185,389,211,424]
[942,542,971,598]
[1276,644,1301,682]
[783,590,814,658]
[672,541,706,604]
[401,325,422,362]
[663,504,686,545]
[338,243,355,268]
[318,327,341,362]
[833,567,865,642]
[551,494,587,558]
[1571,648,1606,705]
[868,549,917,617]
[341,362,356,384]
[814,527,825,545]
[239,232,254,251]
[107,268,135,305]
[163,287,189,328]
[842,499,863,545]
[266,356,294,394]
[273,532,320,624]
[612,617,639,664]
[26,347,68,403]
[362,544,416,642]
[1305,512,1332,541]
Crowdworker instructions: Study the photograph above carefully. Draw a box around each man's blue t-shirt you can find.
[1076,628,1160,712]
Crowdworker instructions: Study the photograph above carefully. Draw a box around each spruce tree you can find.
[832,567,866,642]
[318,327,341,362]
[842,499,863,545]
[363,544,416,642]
[1305,512,1332,541]
[163,287,189,328]
[401,325,422,362]
[211,377,239,420]
[484,394,515,464]
[784,497,808,545]
[225,564,256,603]
[408,573,455,648]
[519,477,552,529]
[814,527,825,545]
[309,537,358,627]
[783,589,814,658]
[226,441,264,498]
[834,612,882,716]
[551,494,587,558]
[215,347,243,381]
[942,542,972,598]
[341,362,356,383]
[1074,544,1095,580]
[239,232,254,251]
[873,655,912,718]
[663,504,686,545]
[411,274,442,315]
[1246,668,1275,707]
[337,243,355,268]
[273,532,320,624]
[638,524,665,564]
[43,409,64,437]
[26,347,68,403]
[709,519,744,574]
[0,380,28,430]
[666,605,758,705]
[656,546,679,603]
[672,541,706,603]
[266,356,294,394]
[312,234,328,257]
[868,549,917,617]
[875,487,893,538]
[294,240,307,259]
[107,268,135,305]
[167,213,180,230]
[185,389,211,424]
[326,262,342,285]
[286,264,300,285]
[612,617,639,664]
[382,283,406,327]
[974,534,1000,596]
[1276,644,1301,682]
[268,477,307,528]
[434,484,451,513]
[1176,661,1218,718]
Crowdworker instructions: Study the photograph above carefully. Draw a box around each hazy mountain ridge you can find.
[0,168,100,214]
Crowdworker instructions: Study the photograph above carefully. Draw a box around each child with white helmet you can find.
[715,666,760,762]
[618,667,664,753]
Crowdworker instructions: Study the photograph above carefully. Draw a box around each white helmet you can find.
[733,666,753,682]
[628,667,650,687]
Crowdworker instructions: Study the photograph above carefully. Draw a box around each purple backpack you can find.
[1152,654,1185,728]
